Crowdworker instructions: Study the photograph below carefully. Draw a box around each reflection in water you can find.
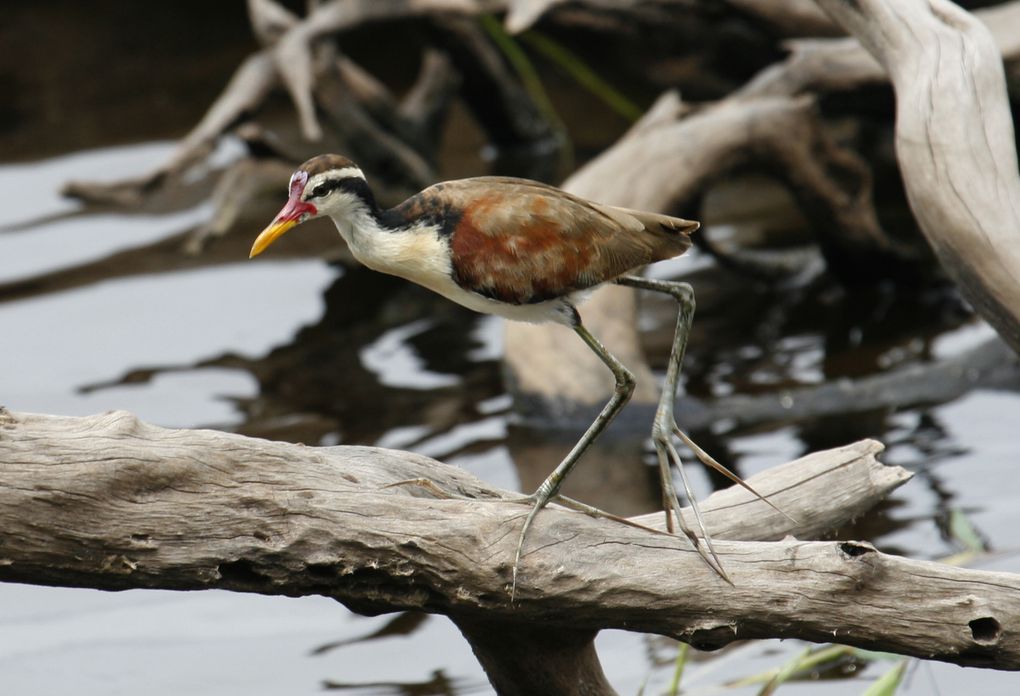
[0,202,214,284]
[308,611,500,694]
[0,260,333,422]
[322,669,491,695]
[312,612,431,656]
[361,319,462,390]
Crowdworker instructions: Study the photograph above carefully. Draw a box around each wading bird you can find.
[250,154,786,593]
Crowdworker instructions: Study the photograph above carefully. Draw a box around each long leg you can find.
[511,316,635,597]
[616,275,796,582]
[615,275,732,581]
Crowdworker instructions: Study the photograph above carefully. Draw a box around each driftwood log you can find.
[2,409,1020,694]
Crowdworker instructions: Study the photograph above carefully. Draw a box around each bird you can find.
[250,154,790,595]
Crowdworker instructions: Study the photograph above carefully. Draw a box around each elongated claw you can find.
[511,495,544,601]
[505,492,680,600]
[672,425,799,525]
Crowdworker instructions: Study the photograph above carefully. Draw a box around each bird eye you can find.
[310,183,331,198]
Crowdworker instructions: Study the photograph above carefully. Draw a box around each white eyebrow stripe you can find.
[335,166,366,180]
[304,167,367,198]
[310,167,365,185]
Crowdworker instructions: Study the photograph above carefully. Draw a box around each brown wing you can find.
[425,177,696,305]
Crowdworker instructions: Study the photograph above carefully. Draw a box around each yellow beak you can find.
[249,218,299,258]
[249,197,318,258]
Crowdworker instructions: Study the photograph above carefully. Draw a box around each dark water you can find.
[2,5,1020,695]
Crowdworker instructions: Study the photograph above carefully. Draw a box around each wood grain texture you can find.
[815,0,1020,354]
[1,409,1018,670]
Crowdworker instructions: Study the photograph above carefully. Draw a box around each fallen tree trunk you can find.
[1,408,1019,694]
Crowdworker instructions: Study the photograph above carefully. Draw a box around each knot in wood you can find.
[687,621,739,650]
[837,540,876,559]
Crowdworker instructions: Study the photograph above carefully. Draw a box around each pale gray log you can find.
[1,410,1017,670]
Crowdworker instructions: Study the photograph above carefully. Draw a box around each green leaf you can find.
[758,645,813,696]
[519,31,642,122]
[851,648,907,663]
[948,507,987,554]
[860,660,907,696]
[478,15,572,168]
[729,645,853,689]
[666,642,690,696]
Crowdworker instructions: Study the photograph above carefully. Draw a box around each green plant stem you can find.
[667,642,690,696]
[520,30,642,122]
[478,14,573,169]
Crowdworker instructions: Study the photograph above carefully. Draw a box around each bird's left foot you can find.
[506,490,677,600]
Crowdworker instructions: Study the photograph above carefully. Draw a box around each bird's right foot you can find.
[651,422,732,584]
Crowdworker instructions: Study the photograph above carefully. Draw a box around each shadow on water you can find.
[3,3,1020,695]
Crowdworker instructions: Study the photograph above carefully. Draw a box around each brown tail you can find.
[621,207,700,236]
[601,204,698,258]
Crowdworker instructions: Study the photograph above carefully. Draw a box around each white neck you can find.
[328,204,382,253]
[327,205,457,294]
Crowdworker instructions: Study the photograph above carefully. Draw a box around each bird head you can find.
[249,155,373,258]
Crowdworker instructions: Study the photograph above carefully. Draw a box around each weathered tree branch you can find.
[741,0,1020,99]
[1,408,1018,685]
[813,0,1020,357]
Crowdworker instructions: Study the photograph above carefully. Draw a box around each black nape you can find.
[377,190,463,235]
